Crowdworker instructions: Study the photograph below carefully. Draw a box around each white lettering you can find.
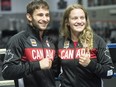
[61,50,65,59]
[75,49,81,58]
[32,49,44,60]
[60,49,74,59]
[32,50,36,59]
[68,50,74,59]
[36,50,44,59]
[45,49,54,60]
[59,48,90,60]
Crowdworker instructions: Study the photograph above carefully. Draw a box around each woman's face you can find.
[68,8,86,33]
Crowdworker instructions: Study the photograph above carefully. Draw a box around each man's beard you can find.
[32,23,45,31]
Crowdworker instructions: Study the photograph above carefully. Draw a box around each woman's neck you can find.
[71,31,79,42]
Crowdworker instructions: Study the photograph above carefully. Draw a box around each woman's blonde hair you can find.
[59,4,93,49]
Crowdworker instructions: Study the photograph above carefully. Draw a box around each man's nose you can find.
[42,15,49,21]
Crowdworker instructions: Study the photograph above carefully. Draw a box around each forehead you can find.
[34,8,49,14]
[69,8,85,17]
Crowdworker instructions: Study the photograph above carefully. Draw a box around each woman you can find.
[57,3,114,87]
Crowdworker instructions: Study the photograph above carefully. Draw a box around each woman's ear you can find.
[26,13,32,22]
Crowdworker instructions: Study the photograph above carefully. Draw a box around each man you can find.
[2,0,57,87]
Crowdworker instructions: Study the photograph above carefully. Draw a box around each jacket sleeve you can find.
[2,35,41,80]
[47,29,61,78]
[86,36,114,79]
[52,53,61,78]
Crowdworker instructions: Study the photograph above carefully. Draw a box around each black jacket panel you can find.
[57,34,114,87]
[2,24,56,87]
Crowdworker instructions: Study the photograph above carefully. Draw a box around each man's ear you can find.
[26,13,32,22]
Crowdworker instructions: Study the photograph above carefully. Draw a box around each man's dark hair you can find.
[26,0,49,15]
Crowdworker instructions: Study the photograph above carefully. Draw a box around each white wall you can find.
[0,0,31,14]
[47,0,77,12]
[0,0,78,14]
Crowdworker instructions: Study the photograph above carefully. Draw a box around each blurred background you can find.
[0,0,116,87]
[0,0,116,49]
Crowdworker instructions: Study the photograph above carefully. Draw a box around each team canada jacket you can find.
[2,24,57,87]
[57,33,114,87]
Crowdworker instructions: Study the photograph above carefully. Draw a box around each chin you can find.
[39,28,47,31]
[75,29,84,32]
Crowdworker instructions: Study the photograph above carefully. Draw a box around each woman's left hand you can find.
[79,48,91,67]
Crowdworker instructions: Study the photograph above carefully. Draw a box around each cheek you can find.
[83,19,87,24]
[31,16,36,22]
[48,18,50,22]
[82,20,87,27]
[68,23,74,29]
[68,20,75,26]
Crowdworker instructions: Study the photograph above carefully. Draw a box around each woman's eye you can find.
[71,17,78,20]
[80,16,85,19]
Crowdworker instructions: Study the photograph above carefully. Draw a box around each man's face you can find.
[28,8,50,31]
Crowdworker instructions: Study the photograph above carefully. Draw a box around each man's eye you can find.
[37,13,43,16]
[46,14,50,17]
